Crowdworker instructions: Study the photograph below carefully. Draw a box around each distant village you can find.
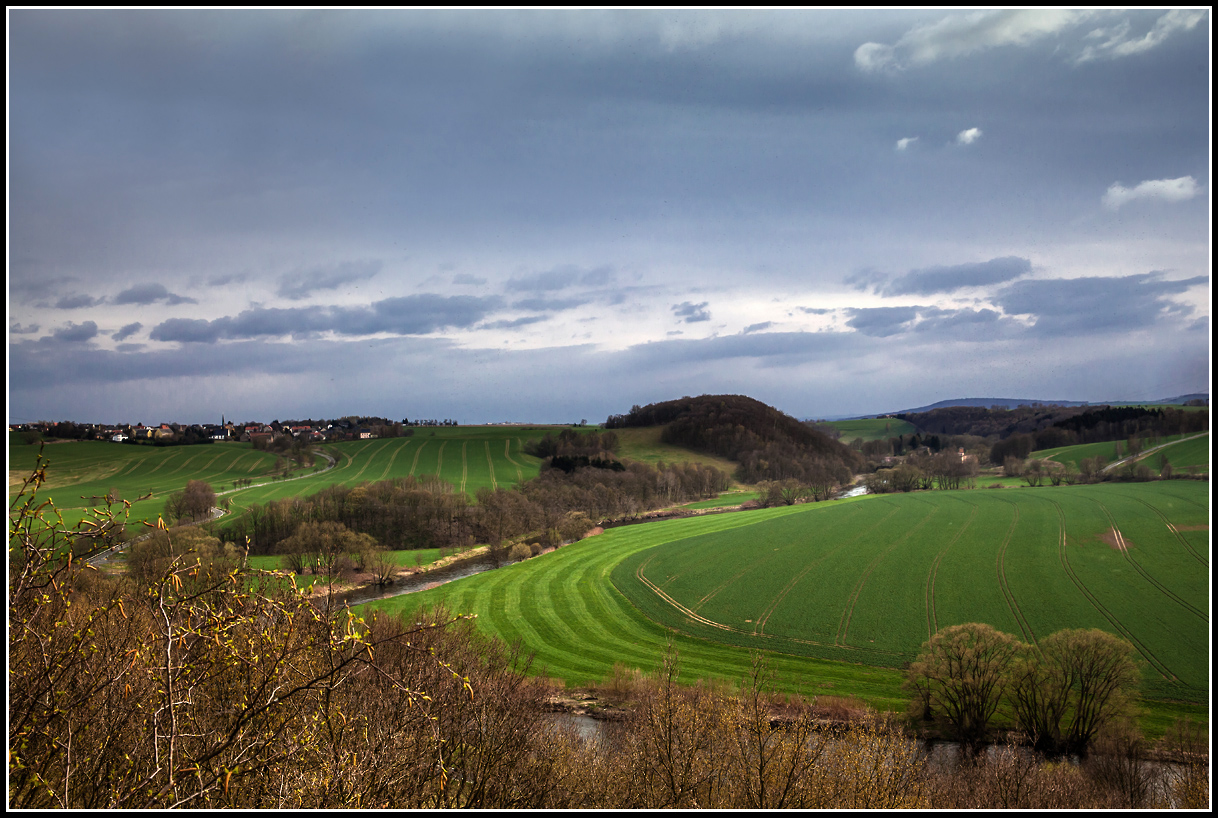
[10,416,466,446]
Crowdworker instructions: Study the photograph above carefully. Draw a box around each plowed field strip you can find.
[835,503,935,648]
[485,441,497,490]
[925,501,979,639]
[754,503,903,636]
[994,500,1036,646]
[1047,498,1176,680]
[1092,499,1206,622]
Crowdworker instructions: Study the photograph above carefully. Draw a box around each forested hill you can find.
[605,395,863,484]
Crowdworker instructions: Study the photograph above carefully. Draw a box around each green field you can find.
[370,481,1209,721]
[9,427,557,528]
[611,426,742,476]
[820,417,918,442]
[1145,433,1210,474]
[1035,432,1209,475]
[682,491,761,510]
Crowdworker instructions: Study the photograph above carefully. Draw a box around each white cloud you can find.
[1102,176,1200,210]
[855,9,1086,71]
[895,136,918,151]
[956,127,982,145]
[854,41,896,72]
[1077,9,1206,63]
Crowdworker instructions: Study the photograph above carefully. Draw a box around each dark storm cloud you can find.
[55,293,104,309]
[207,272,249,286]
[505,265,615,292]
[277,260,381,300]
[993,273,1207,337]
[882,257,1031,296]
[480,316,548,330]
[149,294,505,343]
[51,321,100,344]
[844,307,920,336]
[672,301,711,323]
[844,270,889,293]
[112,322,143,342]
[624,330,864,367]
[114,282,197,306]
[510,296,589,312]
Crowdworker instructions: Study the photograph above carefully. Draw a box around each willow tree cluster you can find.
[906,623,1142,757]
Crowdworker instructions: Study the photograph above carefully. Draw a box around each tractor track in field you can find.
[435,441,448,480]
[1130,496,1208,567]
[504,439,524,481]
[924,500,979,640]
[1091,499,1207,623]
[377,440,408,481]
[993,498,1037,646]
[165,451,204,477]
[485,441,498,490]
[634,553,907,659]
[143,452,178,476]
[1047,497,1177,680]
[348,441,394,483]
[835,499,936,649]
[408,440,427,476]
[460,442,469,494]
[754,502,898,638]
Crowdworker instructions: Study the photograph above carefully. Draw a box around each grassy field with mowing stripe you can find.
[366,481,1208,729]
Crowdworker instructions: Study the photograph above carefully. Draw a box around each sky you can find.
[8,9,1211,425]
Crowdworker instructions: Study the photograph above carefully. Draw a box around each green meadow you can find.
[820,417,918,442]
[369,480,1208,728]
[611,426,741,475]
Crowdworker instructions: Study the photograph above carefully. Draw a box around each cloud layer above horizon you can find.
[9,9,1210,424]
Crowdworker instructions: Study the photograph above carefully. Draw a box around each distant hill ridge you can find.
[606,394,863,485]
[838,393,1208,420]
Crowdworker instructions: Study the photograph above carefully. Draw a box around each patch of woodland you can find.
[605,394,864,486]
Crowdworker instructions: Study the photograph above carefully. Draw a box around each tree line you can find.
[217,458,731,565]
